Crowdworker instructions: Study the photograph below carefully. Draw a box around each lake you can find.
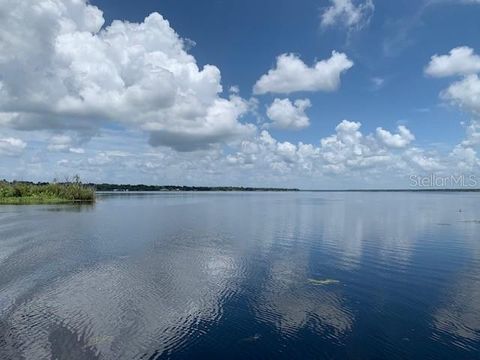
[0,192,479,359]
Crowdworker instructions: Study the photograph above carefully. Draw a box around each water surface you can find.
[0,192,479,359]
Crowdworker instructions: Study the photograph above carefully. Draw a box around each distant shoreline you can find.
[302,189,480,192]
[91,183,480,192]
[91,183,300,192]
[97,188,480,193]
[2,181,480,196]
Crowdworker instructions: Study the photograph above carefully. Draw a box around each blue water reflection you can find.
[0,192,479,359]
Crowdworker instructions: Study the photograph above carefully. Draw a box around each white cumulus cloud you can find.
[425,47,480,77]
[426,47,480,116]
[0,0,254,151]
[266,98,311,130]
[441,74,480,114]
[376,125,415,149]
[253,52,353,94]
[319,120,390,173]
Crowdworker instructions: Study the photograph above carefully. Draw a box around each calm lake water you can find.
[0,192,479,360]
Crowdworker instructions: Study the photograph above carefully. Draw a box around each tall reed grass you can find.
[0,176,95,204]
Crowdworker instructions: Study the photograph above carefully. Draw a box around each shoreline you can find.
[0,197,95,205]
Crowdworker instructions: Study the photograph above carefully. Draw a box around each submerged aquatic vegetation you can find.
[87,335,114,347]
[0,177,95,204]
[238,334,262,343]
[307,278,340,286]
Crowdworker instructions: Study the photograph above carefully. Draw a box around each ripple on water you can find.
[1,193,480,359]
[1,241,244,359]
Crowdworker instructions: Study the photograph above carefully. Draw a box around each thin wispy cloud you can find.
[320,0,375,32]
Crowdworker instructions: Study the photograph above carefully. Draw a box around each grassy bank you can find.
[0,180,95,204]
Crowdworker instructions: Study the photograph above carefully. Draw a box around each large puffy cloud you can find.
[425,47,480,77]
[266,98,311,130]
[376,125,415,149]
[321,0,375,31]
[147,94,255,151]
[0,0,254,151]
[253,52,353,94]
[319,120,391,173]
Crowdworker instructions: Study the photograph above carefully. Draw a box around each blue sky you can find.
[1,0,480,188]
[92,0,480,144]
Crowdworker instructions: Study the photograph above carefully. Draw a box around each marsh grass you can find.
[0,177,95,204]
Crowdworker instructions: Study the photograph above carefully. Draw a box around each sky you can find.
[1,0,480,189]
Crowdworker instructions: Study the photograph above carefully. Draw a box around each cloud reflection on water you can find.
[1,192,480,359]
